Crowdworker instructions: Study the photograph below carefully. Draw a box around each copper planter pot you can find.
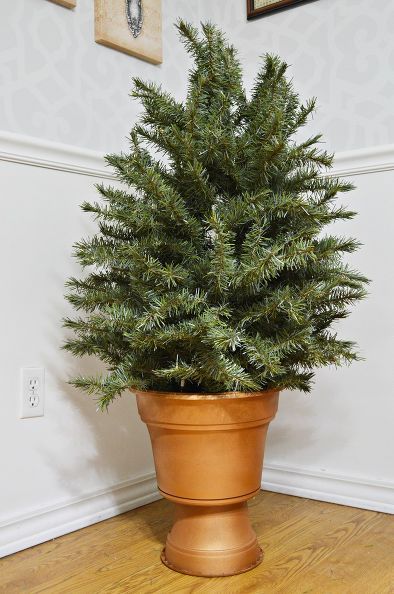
[135,388,279,577]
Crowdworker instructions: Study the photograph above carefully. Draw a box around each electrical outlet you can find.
[20,368,45,418]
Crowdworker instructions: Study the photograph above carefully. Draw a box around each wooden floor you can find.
[1,492,393,594]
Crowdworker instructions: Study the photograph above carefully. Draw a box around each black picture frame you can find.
[247,0,311,19]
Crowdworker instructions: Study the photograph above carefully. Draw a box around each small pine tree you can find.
[64,21,368,410]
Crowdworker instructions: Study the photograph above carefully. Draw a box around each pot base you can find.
[161,501,263,577]
[161,547,263,577]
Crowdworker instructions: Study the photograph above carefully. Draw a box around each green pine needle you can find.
[64,22,369,408]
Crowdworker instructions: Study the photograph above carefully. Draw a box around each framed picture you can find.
[48,0,76,7]
[247,0,311,19]
[95,0,162,64]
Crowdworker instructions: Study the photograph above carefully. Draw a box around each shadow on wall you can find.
[34,269,155,505]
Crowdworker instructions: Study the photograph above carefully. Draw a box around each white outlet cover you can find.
[20,367,45,418]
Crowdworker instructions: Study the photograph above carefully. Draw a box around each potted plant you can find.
[64,21,368,577]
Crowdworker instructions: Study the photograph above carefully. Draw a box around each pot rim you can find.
[131,387,280,400]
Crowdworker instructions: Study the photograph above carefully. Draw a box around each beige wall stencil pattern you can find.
[0,0,197,152]
[206,0,394,153]
[3,0,394,153]
[48,0,76,8]
[95,0,162,64]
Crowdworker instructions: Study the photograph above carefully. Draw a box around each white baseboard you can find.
[1,465,393,559]
[0,472,160,558]
[262,463,394,515]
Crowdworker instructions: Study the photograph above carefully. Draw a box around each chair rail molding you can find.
[0,131,115,180]
[2,131,394,180]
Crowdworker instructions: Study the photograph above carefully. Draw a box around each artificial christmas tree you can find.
[64,21,368,576]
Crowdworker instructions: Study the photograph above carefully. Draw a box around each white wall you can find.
[1,0,393,557]
[0,136,160,557]
[263,149,394,513]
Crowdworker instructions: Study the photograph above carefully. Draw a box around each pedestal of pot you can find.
[161,496,263,577]
[135,388,279,577]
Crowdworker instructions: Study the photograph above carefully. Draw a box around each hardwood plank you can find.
[1,492,393,594]
[281,511,394,594]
